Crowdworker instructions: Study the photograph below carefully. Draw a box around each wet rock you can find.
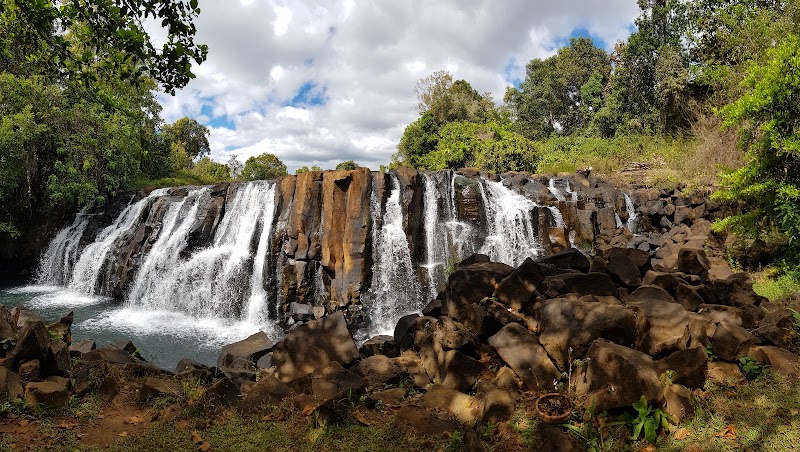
[493,257,546,311]
[488,323,560,391]
[656,346,708,389]
[421,385,483,426]
[630,298,690,356]
[422,298,443,317]
[711,321,757,361]
[272,311,360,382]
[537,298,636,370]
[25,376,71,410]
[394,313,422,346]
[217,332,273,368]
[582,340,662,411]
[444,262,514,318]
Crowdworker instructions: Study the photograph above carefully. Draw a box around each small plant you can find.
[739,356,769,380]
[621,395,676,444]
[659,370,677,388]
[705,344,717,362]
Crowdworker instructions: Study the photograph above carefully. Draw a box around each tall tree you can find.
[240,153,288,181]
[161,117,210,164]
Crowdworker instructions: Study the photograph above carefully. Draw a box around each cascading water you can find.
[479,180,545,267]
[624,193,638,232]
[547,206,565,229]
[548,178,565,201]
[363,175,422,338]
[35,206,91,286]
[127,183,279,332]
[67,192,161,295]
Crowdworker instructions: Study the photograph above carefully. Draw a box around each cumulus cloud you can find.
[158,0,640,172]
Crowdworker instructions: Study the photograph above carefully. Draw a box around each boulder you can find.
[394,405,459,436]
[711,321,757,362]
[656,346,708,389]
[217,332,273,368]
[581,340,662,411]
[748,346,800,379]
[392,350,431,388]
[674,283,704,311]
[481,387,516,424]
[256,353,273,369]
[630,298,690,356]
[642,271,677,291]
[69,339,96,357]
[421,385,483,426]
[136,377,182,403]
[393,313,422,345]
[459,303,504,339]
[310,363,365,400]
[19,359,41,381]
[41,341,71,376]
[663,384,695,422]
[444,262,514,318]
[536,299,636,370]
[355,355,403,387]
[10,320,49,362]
[198,376,240,407]
[677,248,710,276]
[81,346,135,364]
[25,376,71,410]
[538,248,590,273]
[488,323,560,391]
[606,249,642,287]
[272,312,360,382]
[366,387,407,407]
[238,374,295,415]
[359,335,397,358]
[707,361,744,386]
[629,285,675,304]
[493,257,546,311]
[562,272,617,296]
[756,308,797,349]
[46,311,73,345]
[0,367,23,402]
[419,346,484,393]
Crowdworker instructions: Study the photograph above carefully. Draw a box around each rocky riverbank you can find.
[2,228,799,450]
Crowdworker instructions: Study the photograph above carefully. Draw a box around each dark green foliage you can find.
[621,395,676,444]
[335,160,359,170]
[240,153,288,181]
[295,165,322,174]
[714,36,800,263]
[739,356,769,380]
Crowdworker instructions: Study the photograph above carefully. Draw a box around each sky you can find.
[155,0,641,173]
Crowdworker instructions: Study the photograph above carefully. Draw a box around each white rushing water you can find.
[35,206,91,286]
[68,192,163,295]
[364,175,422,338]
[548,178,565,201]
[479,180,545,267]
[126,182,280,339]
[624,193,638,232]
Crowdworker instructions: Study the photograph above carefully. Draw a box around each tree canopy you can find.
[240,153,288,181]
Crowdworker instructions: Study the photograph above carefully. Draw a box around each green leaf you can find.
[631,421,644,440]
[644,417,657,444]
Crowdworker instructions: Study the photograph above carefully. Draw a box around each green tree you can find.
[295,165,321,174]
[715,35,800,262]
[161,117,210,165]
[240,153,288,181]
[227,154,243,179]
[1,0,208,93]
[335,160,359,170]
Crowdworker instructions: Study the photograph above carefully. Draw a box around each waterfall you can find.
[421,174,447,300]
[479,180,545,267]
[35,206,91,286]
[547,206,565,229]
[364,175,422,338]
[68,192,161,295]
[548,178,565,201]
[624,193,638,232]
[127,183,278,328]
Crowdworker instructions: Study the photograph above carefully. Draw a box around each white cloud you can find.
[159,0,641,172]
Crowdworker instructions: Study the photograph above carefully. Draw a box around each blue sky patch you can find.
[287,81,327,107]
[554,27,608,51]
[200,103,236,129]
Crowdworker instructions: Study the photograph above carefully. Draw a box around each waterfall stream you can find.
[479,180,545,267]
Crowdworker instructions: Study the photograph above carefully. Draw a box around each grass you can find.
[533,116,744,193]
[753,269,800,302]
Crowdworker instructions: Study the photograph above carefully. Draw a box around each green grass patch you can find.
[753,270,800,302]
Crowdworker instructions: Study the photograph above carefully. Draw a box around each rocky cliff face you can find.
[31,167,728,332]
